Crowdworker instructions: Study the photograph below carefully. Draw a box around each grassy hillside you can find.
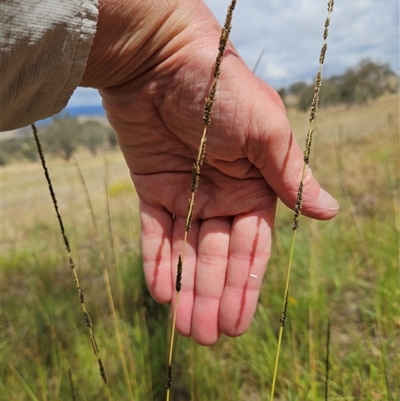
[1,94,399,400]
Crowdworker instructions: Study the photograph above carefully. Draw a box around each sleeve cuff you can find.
[0,0,99,131]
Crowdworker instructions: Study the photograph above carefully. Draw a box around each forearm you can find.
[0,0,98,131]
[0,0,217,131]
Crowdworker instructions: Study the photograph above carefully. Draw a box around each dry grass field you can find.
[1,93,399,400]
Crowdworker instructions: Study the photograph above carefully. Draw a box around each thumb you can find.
[246,85,339,220]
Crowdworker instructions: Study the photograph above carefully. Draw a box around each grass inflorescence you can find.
[165,1,237,399]
[270,1,335,399]
[325,319,331,401]
[31,124,108,389]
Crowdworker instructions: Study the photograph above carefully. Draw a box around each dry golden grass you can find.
[2,150,137,244]
[289,93,399,144]
[1,92,398,400]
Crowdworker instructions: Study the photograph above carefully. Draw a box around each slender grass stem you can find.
[104,161,119,266]
[324,319,331,401]
[309,220,318,397]
[269,2,334,398]
[104,267,137,399]
[68,369,77,401]
[75,152,137,397]
[31,124,108,388]
[165,1,237,398]
[74,157,99,234]
[269,231,296,399]
[252,48,266,74]
[9,363,40,401]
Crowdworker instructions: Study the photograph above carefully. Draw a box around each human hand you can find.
[81,0,339,345]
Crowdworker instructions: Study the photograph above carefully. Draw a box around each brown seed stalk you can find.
[165,1,238,397]
[271,2,335,399]
[31,124,107,385]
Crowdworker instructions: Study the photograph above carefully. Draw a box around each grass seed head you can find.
[304,128,314,164]
[185,200,194,232]
[98,359,107,384]
[199,138,207,166]
[203,83,217,125]
[84,311,92,328]
[165,364,173,389]
[176,255,183,292]
[319,43,328,64]
[292,182,304,230]
[191,162,200,193]
[279,292,289,327]
[79,288,85,304]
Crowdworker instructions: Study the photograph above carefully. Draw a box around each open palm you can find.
[95,5,338,345]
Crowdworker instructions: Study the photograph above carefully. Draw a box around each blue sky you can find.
[67,0,399,108]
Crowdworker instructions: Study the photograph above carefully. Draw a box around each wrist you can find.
[80,0,197,88]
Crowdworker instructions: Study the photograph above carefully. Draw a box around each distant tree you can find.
[289,81,308,95]
[277,87,286,104]
[1,137,21,159]
[319,79,342,107]
[296,85,314,111]
[331,59,395,106]
[107,129,118,149]
[351,58,394,103]
[45,114,81,161]
[292,59,396,110]
[20,136,39,162]
[80,120,107,155]
[0,151,8,166]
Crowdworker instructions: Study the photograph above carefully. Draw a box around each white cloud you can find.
[71,0,399,108]
[205,0,399,88]
[264,63,287,80]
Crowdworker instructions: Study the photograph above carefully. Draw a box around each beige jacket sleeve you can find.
[0,0,98,131]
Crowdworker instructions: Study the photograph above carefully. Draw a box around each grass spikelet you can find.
[165,1,237,398]
[269,2,334,399]
[324,319,331,401]
[165,363,173,389]
[31,124,108,388]
[175,254,183,292]
[279,291,289,327]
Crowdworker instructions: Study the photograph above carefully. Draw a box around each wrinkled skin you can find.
[81,0,339,345]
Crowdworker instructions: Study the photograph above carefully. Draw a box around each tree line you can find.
[1,115,117,165]
[278,58,398,110]
[1,59,397,165]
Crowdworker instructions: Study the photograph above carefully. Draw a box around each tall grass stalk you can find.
[31,124,109,391]
[324,319,331,400]
[74,157,99,235]
[269,2,334,398]
[165,1,237,398]
[334,129,368,256]
[104,159,129,320]
[9,363,40,401]
[308,220,317,398]
[104,159,119,266]
[68,369,77,401]
[75,156,137,398]
[102,180,139,396]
